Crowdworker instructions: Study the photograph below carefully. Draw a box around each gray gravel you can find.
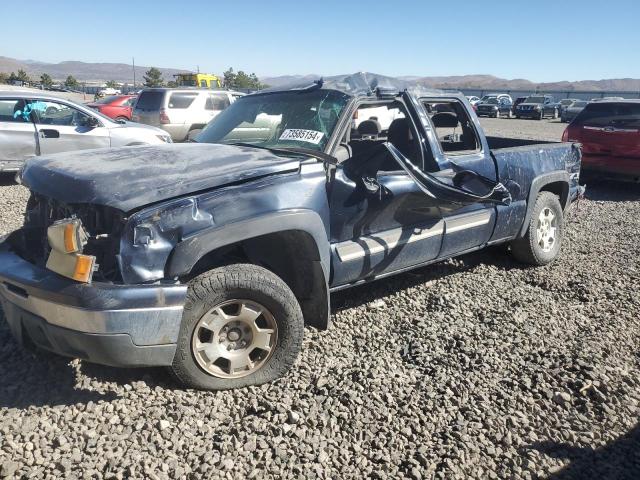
[1,119,639,479]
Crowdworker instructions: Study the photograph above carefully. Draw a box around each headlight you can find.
[534,105,541,110]
[157,134,173,143]
[46,219,96,283]
[493,106,498,110]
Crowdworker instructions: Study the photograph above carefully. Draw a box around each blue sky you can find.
[3,0,639,82]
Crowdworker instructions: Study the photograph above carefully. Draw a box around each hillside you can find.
[0,56,189,84]
[2,56,639,91]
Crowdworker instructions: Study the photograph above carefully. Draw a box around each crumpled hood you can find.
[21,143,301,212]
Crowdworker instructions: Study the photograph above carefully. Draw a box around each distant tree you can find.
[223,67,265,90]
[16,69,30,83]
[0,73,8,84]
[166,80,178,88]
[223,68,237,88]
[65,75,79,89]
[105,79,119,88]
[40,73,53,88]
[144,67,164,87]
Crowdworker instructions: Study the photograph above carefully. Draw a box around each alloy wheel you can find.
[191,299,278,378]
[536,207,557,252]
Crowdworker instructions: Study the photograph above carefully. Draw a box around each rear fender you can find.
[518,171,569,237]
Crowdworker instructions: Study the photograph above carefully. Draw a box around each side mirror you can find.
[87,116,100,128]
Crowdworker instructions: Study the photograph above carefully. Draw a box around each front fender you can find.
[167,208,330,281]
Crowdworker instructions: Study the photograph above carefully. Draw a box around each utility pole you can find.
[132,57,136,90]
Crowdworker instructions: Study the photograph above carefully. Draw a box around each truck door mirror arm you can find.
[385,142,512,206]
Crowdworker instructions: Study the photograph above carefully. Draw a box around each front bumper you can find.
[0,159,24,173]
[0,241,187,367]
[516,109,541,118]
[582,155,640,180]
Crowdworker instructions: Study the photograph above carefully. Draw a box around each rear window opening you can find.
[134,91,164,110]
[574,102,640,128]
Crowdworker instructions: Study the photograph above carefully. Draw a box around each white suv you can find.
[132,88,244,141]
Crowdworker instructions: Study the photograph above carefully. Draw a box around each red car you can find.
[562,100,640,181]
[86,95,137,122]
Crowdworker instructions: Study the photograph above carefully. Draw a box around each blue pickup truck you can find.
[0,74,583,390]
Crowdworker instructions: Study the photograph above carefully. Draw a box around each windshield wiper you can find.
[228,143,336,164]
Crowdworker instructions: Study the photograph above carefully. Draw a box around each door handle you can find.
[40,129,59,139]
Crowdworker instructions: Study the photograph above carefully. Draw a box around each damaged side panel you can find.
[119,162,331,284]
[490,143,581,241]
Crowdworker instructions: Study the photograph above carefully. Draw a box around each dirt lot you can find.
[0,118,639,480]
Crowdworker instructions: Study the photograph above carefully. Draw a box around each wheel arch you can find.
[518,171,570,237]
[167,210,331,330]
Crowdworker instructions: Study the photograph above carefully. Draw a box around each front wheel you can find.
[170,264,304,390]
[511,192,564,265]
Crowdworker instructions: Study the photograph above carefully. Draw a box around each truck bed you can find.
[486,136,560,150]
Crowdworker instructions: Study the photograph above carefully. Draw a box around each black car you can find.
[512,96,528,115]
[476,96,513,118]
[515,95,559,120]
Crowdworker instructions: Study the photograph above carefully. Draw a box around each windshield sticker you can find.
[279,129,324,145]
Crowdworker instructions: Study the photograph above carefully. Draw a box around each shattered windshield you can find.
[196,89,351,151]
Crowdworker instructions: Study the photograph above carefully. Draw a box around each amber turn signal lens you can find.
[64,223,77,253]
[72,255,95,283]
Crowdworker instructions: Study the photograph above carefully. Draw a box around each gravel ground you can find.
[1,119,639,479]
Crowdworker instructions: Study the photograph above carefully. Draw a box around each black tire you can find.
[511,192,564,266]
[170,264,304,390]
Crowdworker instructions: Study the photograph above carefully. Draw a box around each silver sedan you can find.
[0,91,172,172]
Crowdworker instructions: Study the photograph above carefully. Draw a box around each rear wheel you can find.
[170,264,304,390]
[511,192,564,265]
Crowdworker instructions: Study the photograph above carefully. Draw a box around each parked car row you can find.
[467,93,635,123]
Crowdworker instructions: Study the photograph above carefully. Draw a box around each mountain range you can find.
[2,56,639,91]
[0,56,188,84]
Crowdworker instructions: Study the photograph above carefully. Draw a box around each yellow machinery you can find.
[174,73,221,88]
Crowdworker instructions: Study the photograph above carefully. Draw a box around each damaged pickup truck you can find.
[0,74,583,390]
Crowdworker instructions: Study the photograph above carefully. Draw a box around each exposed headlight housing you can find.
[46,219,96,283]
